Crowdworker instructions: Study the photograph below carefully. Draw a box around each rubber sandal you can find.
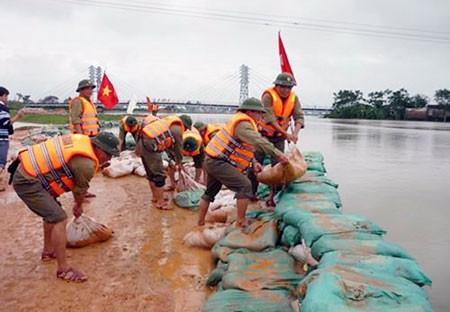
[56,267,87,283]
[155,202,173,210]
[41,252,56,262]
[265,198,276,207]
[85,192,96,198]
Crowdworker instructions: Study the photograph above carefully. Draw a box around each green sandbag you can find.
[298,266,432,312]
[319,252,432,287]
[211,245,253,263]
[217,219,279,252]
[280,186,343,208]
[280,225,302,247]
[174,190,204,210]
[296,175,338,186]
[298,214,386,247]
[221,249,303,292]
[311,234,414,260]
[206,261,228,287]
[303,151,324,163]
[202,289,294,312]
[256,184,270,200]
[275,194,340,222]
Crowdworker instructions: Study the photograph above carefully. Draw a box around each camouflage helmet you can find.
[76,79,96,92]
[183,136,199,152]
[125,116,138,127]
[237,97,266,113]
[193,121,207,132]
[273,72,296,87]
[179,114,193,130]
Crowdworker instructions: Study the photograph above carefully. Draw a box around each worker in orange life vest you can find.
[69,80,100,137]
[249,72,305,206]
[118,116,140,152]
[11,132,119,283]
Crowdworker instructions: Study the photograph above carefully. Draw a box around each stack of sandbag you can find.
[257,145,307,186]
[102,150,146,178]
[66,215,113,247]
[183,223,228,248]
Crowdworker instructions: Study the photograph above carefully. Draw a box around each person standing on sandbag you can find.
[182,126,205,183]
[249,72,305,207]
[11,132,119,283]
[138,114,192,209]
[197,98,289,228]
[69,80,100,137]
[118,115,140,152]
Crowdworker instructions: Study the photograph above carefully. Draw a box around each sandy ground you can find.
[0,130,216,312]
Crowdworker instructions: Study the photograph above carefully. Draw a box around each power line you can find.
[56,0,450,44]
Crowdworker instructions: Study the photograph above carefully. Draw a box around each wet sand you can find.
[0,131,215,311]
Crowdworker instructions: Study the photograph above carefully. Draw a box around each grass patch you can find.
[11,110,123,125]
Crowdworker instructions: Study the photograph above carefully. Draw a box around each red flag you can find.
[146,96,152,112]
[278,32,295,79]
[98,73,119,109]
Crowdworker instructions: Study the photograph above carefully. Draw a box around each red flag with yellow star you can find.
[98,73,119,109]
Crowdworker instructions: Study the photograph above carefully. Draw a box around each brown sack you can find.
[256,145,307,186]
[66,215,113,248]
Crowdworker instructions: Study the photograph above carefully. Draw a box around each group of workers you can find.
[2,71,304,283]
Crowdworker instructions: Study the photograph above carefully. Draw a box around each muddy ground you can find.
[0,129,218,312]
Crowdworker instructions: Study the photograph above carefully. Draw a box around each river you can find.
[191,114,450,311]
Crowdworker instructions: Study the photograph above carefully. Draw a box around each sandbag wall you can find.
[203,152,433,312]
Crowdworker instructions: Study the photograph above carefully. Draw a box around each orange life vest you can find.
[202,124,223,146]
[182,127,203,157]
[18,134,99,197]
[141,116,185,152]
[120,116,139,134]
[69,96,100,137]
[258,87,296,137]
[205,112,257,172]
[141,114,159,128]
[152,103,159,112]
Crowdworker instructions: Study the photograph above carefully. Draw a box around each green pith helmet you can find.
[91,132,120,156]
[179,114,193,129]
[125,116,138,127]
[76,79,96,92]
[183,137,199,152]
[273,72,296,87]
[237,97,266,113]
[193,121,207,132]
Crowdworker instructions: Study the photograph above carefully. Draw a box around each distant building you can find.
[405,105,450,122]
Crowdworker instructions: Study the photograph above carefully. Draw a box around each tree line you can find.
[326,89,450,120]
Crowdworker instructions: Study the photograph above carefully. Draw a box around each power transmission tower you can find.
[88,65,96,84]
[95,66,102,87]
[239,64,249,104]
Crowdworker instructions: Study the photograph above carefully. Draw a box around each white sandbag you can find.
[209,190,235,211]
[183,224,227,248]
[102,159,135,178]
[133,164,146,177]
[66,215,113,248]
[176,171,205,192]
[205,205,236,224]
[257,145,307,185]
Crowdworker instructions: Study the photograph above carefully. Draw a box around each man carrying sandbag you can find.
[197,98,288,227]
[11,132,119,283]
[249,72,305,206]
[118,115,140,152]
[182,126,205,183]
[138,114,192,209]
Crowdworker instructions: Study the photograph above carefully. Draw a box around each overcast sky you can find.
[1,0,449,107]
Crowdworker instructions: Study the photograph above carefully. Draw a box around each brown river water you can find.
[1,116,449,311]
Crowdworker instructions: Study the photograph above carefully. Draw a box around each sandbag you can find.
[183,223,227,248]
[298,266,432,312]
[319,251,432,286]
[176,171,205,192]
[102,159,136,178]
[203,289,294,312]
[280,225,302,247]
[221,249,303,292]
[256,146,306,186]
[66,215,113,248]
[205,205,236,224]
[174,189,204,210]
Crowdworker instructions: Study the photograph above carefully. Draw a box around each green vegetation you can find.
[326,88,450,120]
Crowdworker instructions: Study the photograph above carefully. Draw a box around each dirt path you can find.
[0,173,214,311]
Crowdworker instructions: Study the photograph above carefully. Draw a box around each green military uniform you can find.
[13,157,95,224]
[138,125,184,187]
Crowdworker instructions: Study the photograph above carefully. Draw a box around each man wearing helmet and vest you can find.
[69,80,100,137]
[197,98,289,228]
[118,115,140,152]
[182,126,205,183]
[138,114,192,209]
[11,132,119,283]
[193,121,224,147]
[250,72,305,206]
